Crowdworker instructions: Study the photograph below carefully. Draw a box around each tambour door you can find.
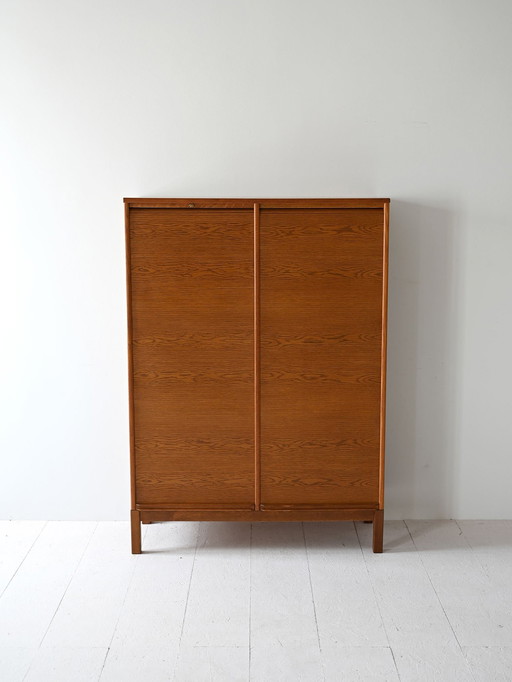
[128,208,255,508]
[259,208,386,509]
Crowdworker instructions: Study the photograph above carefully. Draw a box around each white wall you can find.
[1,0,511,520]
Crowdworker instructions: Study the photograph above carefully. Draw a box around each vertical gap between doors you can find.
[254,203,261,510]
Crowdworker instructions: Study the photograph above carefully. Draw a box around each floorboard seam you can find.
[38,522,99,651]
[15,522,50,682]
[0,521,47,602]
[97,522,147,680]
[172,521,200,682]
[451,520,494,679]
[248,523,253,680]
[354,521,402,682]
[403,520,478,682]
[389,647,402,682]
[21,522,97,682]
[453,519,491,579]
[302,523,322,653]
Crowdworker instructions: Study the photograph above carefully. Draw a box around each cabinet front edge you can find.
[123,198,390,209]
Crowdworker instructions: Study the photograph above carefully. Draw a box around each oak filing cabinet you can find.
[124,198,389,553]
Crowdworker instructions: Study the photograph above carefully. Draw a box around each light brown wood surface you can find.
[373,509,384,553]
[260,209,384,508]
[129,208,255,507]
[138,508,376,523]
[125,198,390,209]
[253,203,261,510]
[125,199,389,553]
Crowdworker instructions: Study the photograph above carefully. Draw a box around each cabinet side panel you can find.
[129,208,254,506]
[125,203,136,508]
[379,202,390,509]
[260,208,384,507]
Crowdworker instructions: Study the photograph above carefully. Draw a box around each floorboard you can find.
[0,519,511,681]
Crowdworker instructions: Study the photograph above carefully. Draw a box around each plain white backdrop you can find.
[1,0,511,520]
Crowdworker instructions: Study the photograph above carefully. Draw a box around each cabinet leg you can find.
[372,509,384,553]
[131,509,141,554]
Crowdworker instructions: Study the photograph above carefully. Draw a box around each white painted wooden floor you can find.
[1,520,512,682]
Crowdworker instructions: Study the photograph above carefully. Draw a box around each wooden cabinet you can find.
[125,198,389,553]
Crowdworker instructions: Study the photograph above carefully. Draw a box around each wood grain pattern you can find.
[125,199,389,553]
[125,198,390,209]
[254,203,261,510]
[260,208,385,508]
[137,502,254,504]
[128,208,254,507]
[138,508,376,523]
[379,202,390,510]
[125,203,137,509]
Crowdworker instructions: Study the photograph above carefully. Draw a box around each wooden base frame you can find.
[130,508,384,554]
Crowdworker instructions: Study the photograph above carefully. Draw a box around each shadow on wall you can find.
[385,200,463,519]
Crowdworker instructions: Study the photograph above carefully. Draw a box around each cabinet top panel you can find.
[124,198,390,209]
